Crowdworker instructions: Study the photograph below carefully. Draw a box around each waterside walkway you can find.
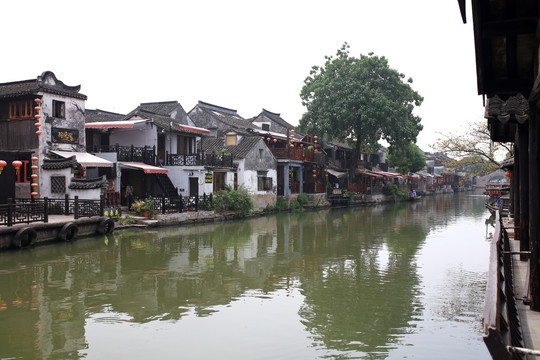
[502,217,540,359]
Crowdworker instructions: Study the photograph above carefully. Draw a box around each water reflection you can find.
[0,193,489,359]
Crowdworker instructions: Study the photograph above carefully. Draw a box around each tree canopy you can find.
[299,43,423,168]
[431,118,512,175]
[387,142,426,174]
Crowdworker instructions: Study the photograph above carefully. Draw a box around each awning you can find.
[51,150,113,168]
[177,124,211,135]
[119,162,168,174]
[85,120,149,129]
[357,169,383,178]
[327,169,347,178]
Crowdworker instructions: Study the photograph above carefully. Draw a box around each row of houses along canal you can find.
[0,191,493,359]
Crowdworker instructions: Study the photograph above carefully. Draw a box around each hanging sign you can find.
[52,127,79,144]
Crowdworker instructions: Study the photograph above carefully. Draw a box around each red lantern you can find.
[34,114,41,120]
[291,129,295,133]
[12,160,22,174]
[34,106,41,112]
[31,174,38,180]
[489,192,493,196]
[31,156,38,162]
[34,122,41,128]
[0,160,6,174]
[312,174,317,178]
[31,183,38,188]
[505,171,512,178]
[371,176,375,180]
[34,98,41,104]
[273,139,277,143]
[36,130,42,135]
[267,137,271,141]
[31,191,38,198]
[31,165,38,171]
[312,169,317,173]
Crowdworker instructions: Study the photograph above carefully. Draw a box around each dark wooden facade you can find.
[463,0,540,358]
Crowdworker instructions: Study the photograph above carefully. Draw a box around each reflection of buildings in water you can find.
[0,255,89,359]
[0,193,487,358]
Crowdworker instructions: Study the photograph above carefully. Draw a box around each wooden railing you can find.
[1,196,104,226]
[131,194,213,214]
[483,210,525,359]
[89,144,158,165]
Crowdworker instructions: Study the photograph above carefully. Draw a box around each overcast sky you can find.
[1,0,482,151]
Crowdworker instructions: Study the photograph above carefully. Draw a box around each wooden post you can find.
[162,195,166,215]
[514,134,521,238]
[74,196,79,219]
[529,104,540,310]
[44,197,49,223]
[7,198,12,227]
[64,193,69,215]
[518,123,530,260]
[100,194,104,216]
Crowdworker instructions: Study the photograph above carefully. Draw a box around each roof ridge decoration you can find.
[38,71,82,93]
[140,101,178,106]
[198,101,238,115]
[87,108,125,116]
[0,71,87,100]
[262,108,280,116]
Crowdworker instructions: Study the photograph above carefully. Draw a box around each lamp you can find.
[12,160,22,175]
[0,160,5,174]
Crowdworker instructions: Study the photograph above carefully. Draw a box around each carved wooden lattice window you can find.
[51,176,66,194]
[257,171,272,191]
[8,100,34,119]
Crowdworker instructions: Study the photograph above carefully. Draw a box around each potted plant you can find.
[130,197,157,218]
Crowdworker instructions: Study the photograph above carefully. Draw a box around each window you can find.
[9,100,34,119]
[259,149,263,159]
[53,100,65,118]
[226,134,237,146]
[261,123,270,131]
[257,171,272,191]
[51,176,66,194]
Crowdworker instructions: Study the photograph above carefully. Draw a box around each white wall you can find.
[110,123,156,148]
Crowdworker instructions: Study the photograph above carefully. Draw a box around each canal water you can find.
[0,192,492,360]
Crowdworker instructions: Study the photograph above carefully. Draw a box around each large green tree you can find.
[299,43,423,169]
[387,142,426,174]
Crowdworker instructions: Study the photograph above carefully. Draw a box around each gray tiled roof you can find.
[131,101,192,126]
[85,109,125,123]
[190,101,259,135]
[42,155,78,170]
[202,136,263,159]
[259,109,294,129]
[0,71,87,100]
[69,176,109,189]
[139,101,179,115]
[128,109,207,136]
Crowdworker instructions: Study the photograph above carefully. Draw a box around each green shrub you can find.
[275,197,288,211]
[213,185,253,215]
[297,193,309,206]
[289,200,304,212]
[382,184,409,201]
[119,215,136,225]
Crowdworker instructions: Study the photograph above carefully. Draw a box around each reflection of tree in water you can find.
[295,206,426,358]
